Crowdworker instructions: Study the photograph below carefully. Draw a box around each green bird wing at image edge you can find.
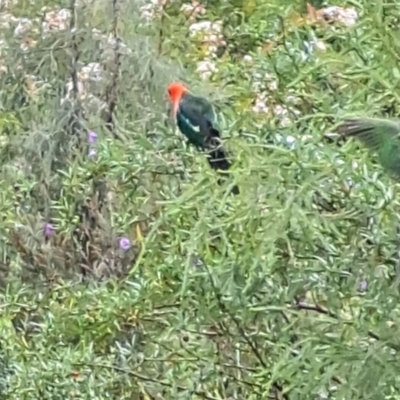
[338,117,400,177]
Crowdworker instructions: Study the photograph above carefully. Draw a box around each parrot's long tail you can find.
[206,143,231,170]
[204,122,239,195]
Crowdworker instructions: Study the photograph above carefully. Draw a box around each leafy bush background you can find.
[0,0,400,399]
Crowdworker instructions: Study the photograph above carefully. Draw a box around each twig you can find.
[68,0,94,276]
[203,263,289,400]
[152,302,181,309]
[104,0,122,138]
[67,0,84,138]
[294,299,337,319]
[293,299,400,351]
[222,363,257,372]
[156,0,168,57]
[69,0,79,105]
[72,362,219,400]
[278,301,344,388]
[277,16,300,74]
[148,0,169,84]
[142,357,198,362]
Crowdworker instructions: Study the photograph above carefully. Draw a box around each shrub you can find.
[0,0,400,398]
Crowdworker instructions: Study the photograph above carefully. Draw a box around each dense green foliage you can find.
[1,0,400,398]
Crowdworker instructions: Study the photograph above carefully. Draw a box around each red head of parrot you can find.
[167,82,188,117]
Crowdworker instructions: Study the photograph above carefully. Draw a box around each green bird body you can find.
[176,92,232,171]
[337,117,400,178]
[176,92,215,145]
[168,82,239,194]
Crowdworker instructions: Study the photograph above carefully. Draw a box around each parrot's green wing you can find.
[176,93,217,149]
[175,92,239,194]
[337,118,400,177]
[178,93,216,127]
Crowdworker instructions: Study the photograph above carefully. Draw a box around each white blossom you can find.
[14,18,33,37]
[243,54,253,63]
[79,62,104,83]
[180,1,206,20]
[252,72,278,93]
[196,59,217,80]
[189,20,222,35]
[139,0,168,22]
[42,9,71,35]
[0,12,18,30]
[189,20,225,58]
[252,93,269,114]
[321,6,358,27]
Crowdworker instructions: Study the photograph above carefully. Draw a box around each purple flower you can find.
[44,223,53,237]
[119,237,131,251]
[359,280,367,291]
[191,255,203,268]
[88,148,97,159]
[88,131,98,144]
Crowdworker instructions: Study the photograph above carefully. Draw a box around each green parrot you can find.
[167,81,239,194]
[337,117,400,178]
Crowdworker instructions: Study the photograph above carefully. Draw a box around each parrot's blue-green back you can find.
[176,92,217,148]
[172,89,239,194]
